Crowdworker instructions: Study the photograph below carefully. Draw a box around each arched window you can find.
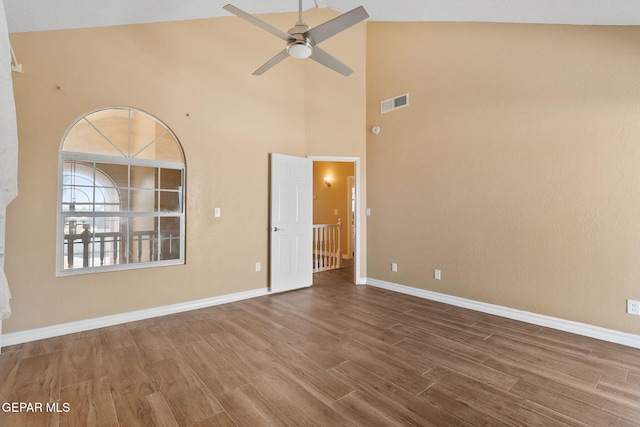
[57,107,185,275]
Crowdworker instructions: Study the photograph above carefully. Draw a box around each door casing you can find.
[309,156,363,285]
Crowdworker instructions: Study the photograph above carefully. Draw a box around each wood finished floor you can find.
[1,267,640,426]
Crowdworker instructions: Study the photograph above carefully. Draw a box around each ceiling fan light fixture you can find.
[287,40,313,59]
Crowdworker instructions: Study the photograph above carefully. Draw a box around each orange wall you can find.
[4,10,367,333]
[367,22,640,334]
[10,14,640,338]
[313,161,355,257]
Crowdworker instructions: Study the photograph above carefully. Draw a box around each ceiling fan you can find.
[223,1,369,76]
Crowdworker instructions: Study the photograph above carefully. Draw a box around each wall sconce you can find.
[324,176,333,187]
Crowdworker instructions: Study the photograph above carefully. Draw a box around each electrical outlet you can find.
[391,262,398,272]
[627,299,640,315]
[255,262,261,272]
[434,269,441,280]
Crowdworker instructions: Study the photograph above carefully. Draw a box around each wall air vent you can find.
[381,93,409,114]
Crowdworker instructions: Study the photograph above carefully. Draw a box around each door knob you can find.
[274,227,285,232]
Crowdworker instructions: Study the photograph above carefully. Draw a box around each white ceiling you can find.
[5,0,640,33]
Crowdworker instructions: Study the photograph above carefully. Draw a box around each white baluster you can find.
[312,222,343,273]
[337,219,342,269]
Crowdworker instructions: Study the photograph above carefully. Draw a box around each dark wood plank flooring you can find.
[1,266,639,426]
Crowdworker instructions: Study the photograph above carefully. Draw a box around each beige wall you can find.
[4,10,367,333]
[305,8,367,278]
[313,161,355,257]
[367,22,640,334]
[11,14,638,338]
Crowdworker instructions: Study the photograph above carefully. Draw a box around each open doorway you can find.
[310,157,360,284]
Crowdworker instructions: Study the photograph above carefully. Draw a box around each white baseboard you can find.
[5,279,638,351]
[367,278,640,350]
[0,287,270,348]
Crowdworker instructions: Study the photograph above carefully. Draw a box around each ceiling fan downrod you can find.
[288,0,313,59]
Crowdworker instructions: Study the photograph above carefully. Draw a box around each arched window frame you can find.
[56,107,186,276]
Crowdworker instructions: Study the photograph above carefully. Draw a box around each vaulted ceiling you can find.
[5,0,640,33]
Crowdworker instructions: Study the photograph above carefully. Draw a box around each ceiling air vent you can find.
[381,93,409,114]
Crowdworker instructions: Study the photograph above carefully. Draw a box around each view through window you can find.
[58,107,185,274]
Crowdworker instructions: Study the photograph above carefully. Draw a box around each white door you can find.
[270,153,313,293]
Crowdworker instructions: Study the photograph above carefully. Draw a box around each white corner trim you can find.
[0,287,270,347]
[367,278,640,350]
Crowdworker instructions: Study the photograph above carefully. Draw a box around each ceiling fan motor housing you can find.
[287,23,313,58]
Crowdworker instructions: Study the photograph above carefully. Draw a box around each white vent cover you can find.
[381,93,409,114]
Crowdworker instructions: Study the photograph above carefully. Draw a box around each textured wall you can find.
[4,10,367,333]
[367,22,640,334]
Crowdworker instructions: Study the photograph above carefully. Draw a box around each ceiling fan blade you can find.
[309,47,354,76]
[305,6,369,45]
[253,49,290,75]
[223,4,292,41]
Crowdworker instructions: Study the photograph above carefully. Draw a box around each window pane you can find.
[129,111,164,158]
[130,165,158,190]
[93,187,122,213]
[63,118,126,157]
[130,189,157,212]
[63,162,127,213]
[159,216,181,260]
[129,216,157,263]
[159,191,181,212]
[160,168,182,190]
[94,217,125,267]
[62,216,126,270]
[62,186,95,212]
[152,133,184,162]
[62,218,92,270]
[96,163,128,188]
[134,129,184,162]
[63,161,94,212]
[86,109,131,156]
[63,161,95,185]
